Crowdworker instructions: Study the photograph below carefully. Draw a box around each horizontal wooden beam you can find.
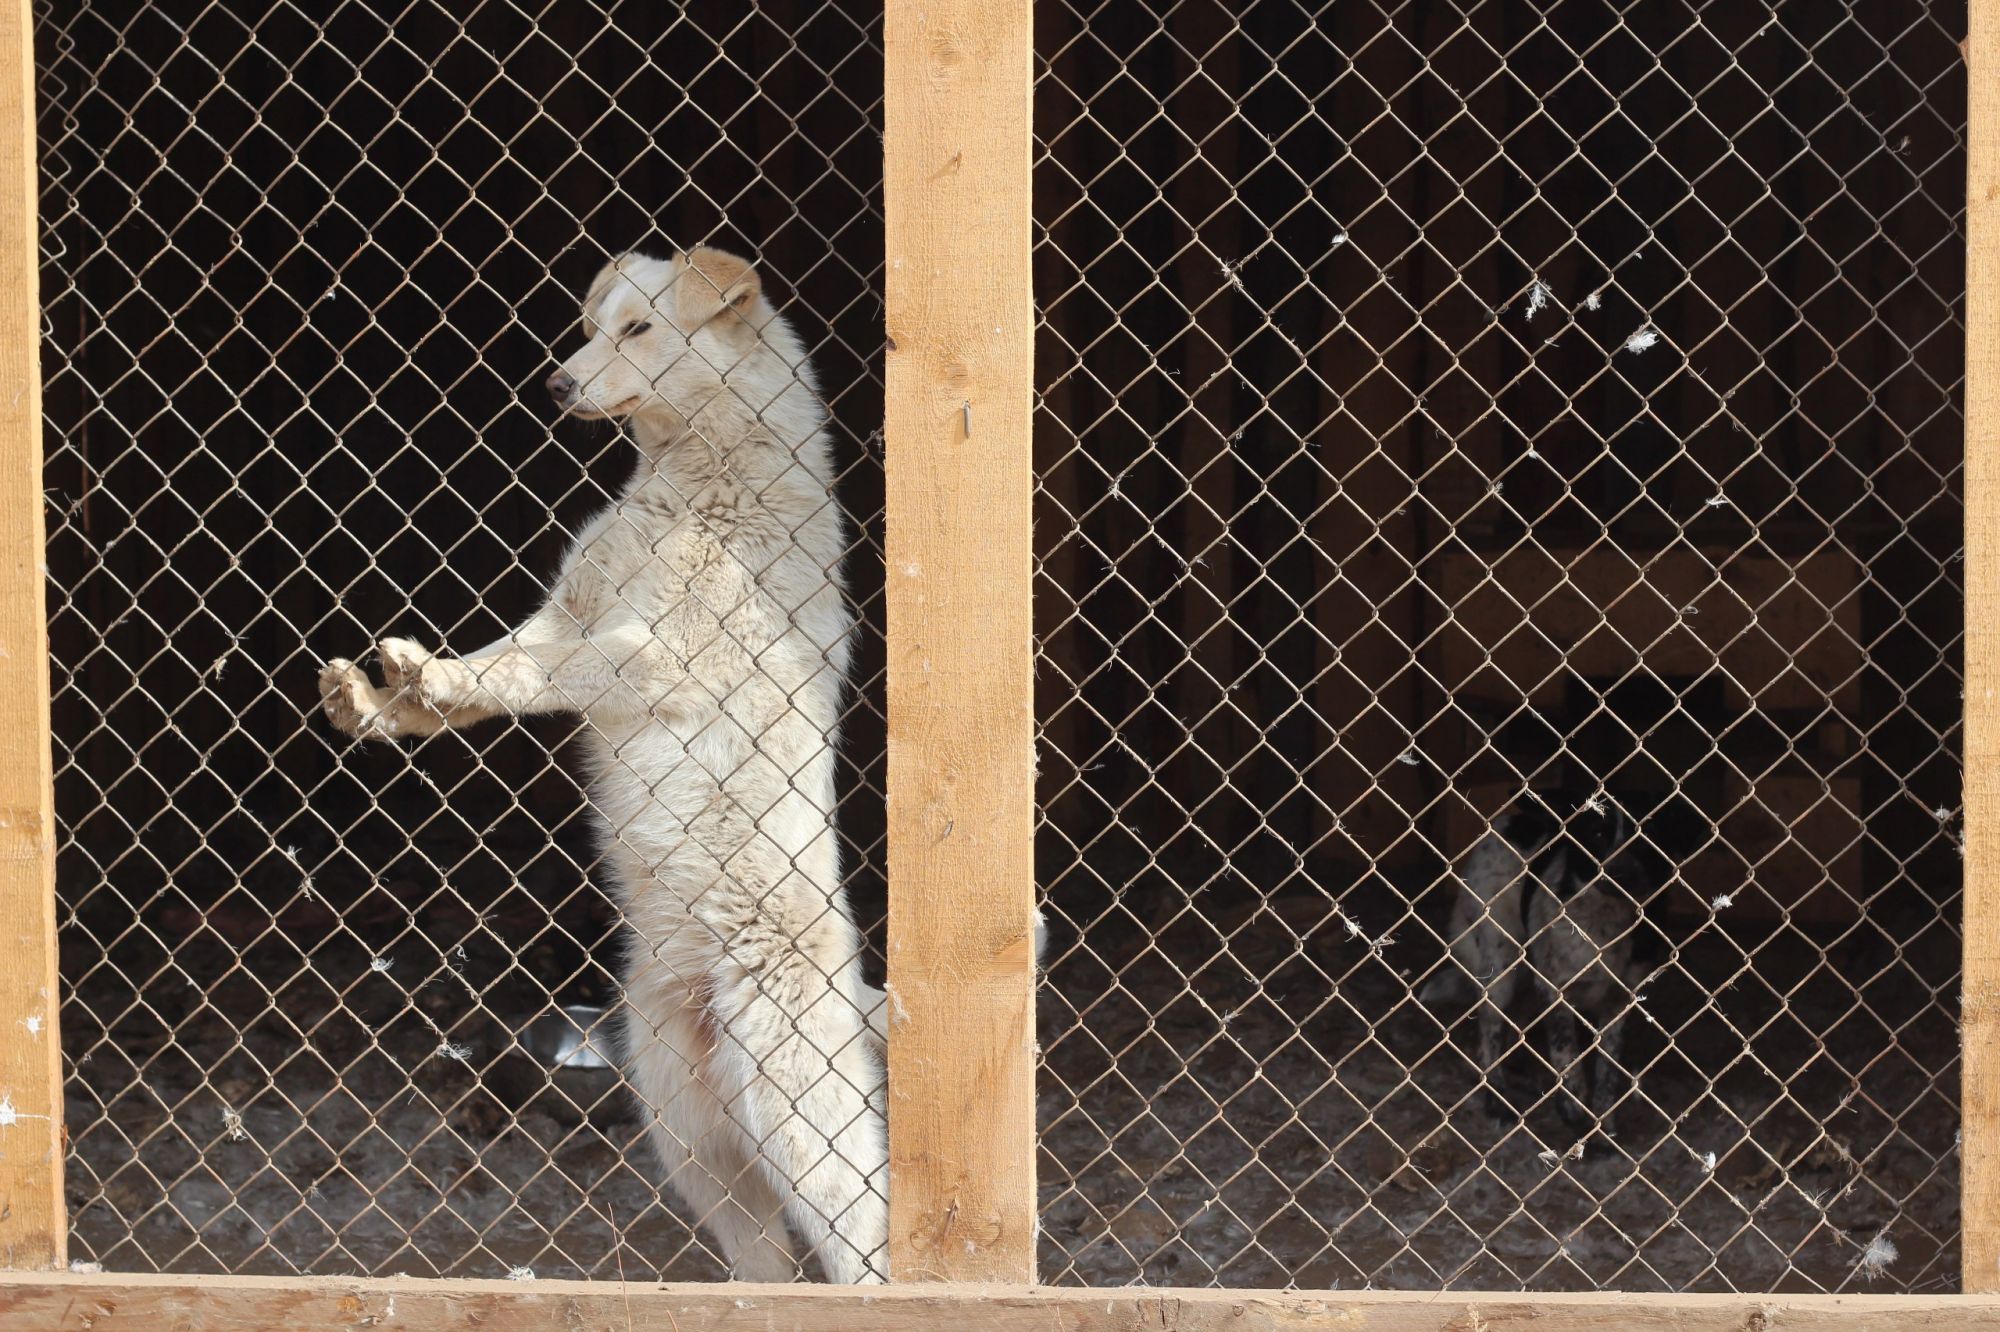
[4,1274,2000,1330]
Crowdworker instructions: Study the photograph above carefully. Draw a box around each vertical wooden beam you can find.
[882,0,1037,1286]
[1971,0,2000,1292]
[0,0,59,1272]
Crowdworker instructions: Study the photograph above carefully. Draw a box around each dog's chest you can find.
[554,512,672,623]
[553,485,757,627]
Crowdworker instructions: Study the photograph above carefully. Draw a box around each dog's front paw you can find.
[379,636,453,713]
[377,636,433,689]
[320,658,399,739]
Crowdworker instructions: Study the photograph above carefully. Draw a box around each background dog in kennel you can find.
[38,0,1965,1297]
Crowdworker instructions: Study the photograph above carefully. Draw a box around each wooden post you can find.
[1970,0,2000,1292]
[0,0,60,1272]
[1973,0,2000,1293]
[882,0,1037,1286]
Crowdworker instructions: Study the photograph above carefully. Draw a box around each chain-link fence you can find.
[31,0,1971,1298]
[39,0,889,1280]
[1034,0,1967,1293]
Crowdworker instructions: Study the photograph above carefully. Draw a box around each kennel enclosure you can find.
[0,0,1996,1322]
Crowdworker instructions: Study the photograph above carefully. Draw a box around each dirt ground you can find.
[1033,894,1960,1292]
[61,835,1959,1292]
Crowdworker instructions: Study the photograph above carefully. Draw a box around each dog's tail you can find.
[859,910,1047,1050]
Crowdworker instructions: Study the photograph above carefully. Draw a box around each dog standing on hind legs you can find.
[317,247,886,1282]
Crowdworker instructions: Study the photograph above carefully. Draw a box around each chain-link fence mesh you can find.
[39,0,889,1279]
[1034,0,1967,1293]
[31,0,1971,1297]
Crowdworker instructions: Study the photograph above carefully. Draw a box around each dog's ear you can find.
[677,246,761,325]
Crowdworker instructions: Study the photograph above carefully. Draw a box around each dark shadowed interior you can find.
[42,0,885,1278]
[1032,0,1966,1291]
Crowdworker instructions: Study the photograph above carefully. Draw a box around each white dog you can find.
[317,247,886,1282]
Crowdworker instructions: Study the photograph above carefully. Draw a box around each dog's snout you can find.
[546,369,576,401]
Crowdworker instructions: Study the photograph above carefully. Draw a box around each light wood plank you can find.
[881,0,1038,1286]
[6,1274,2000,1330]
[1967,0,2000,1293]
[0,0,60,1273]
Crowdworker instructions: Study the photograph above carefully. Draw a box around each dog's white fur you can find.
[317,247,886,1282]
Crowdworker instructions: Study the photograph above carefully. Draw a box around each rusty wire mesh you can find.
[39,0,888,1279]
[1033,0,1967,1293]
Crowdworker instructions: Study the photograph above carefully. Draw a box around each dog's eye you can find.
[623,321,652,338]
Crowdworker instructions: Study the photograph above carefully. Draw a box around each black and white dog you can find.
[1424,790,1650,1131]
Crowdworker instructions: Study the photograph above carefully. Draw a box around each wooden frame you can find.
[0,0,60,1276]
[6,1274,2000,1329]
[882,0,1039,1286]
[1964,0,2000,1294]
[0,0,1988,1324]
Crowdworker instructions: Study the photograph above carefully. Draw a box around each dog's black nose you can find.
[546,369,576,401]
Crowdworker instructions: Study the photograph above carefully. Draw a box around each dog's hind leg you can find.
[1544,998,1592,1132]
[704,954,887,1284]
[1588,1008,1629,1127]
[622,980,800,1281]
[1474,966,1524,1121]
